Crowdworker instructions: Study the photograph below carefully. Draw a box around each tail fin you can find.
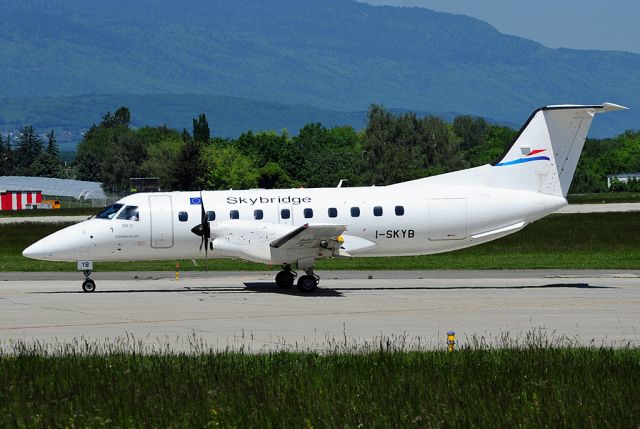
[491,103,627,197]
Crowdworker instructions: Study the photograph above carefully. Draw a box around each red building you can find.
[0,190,43,211]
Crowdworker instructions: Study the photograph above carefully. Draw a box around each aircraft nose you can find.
[22,240,45,260]
[22,222,87,262]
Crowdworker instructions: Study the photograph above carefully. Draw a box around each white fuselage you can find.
[25,182,567,265]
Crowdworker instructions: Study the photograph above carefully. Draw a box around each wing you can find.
[270,223,346,250]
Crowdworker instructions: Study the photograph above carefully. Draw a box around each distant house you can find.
[606,173,640,188]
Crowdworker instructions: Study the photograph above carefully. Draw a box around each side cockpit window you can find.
[96,203,124,219]
[117,205,140,221]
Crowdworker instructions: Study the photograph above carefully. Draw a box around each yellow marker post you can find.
[175,261,180,281]
[447,331,456,352]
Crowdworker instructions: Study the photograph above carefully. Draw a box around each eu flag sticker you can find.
[190,197,202,205]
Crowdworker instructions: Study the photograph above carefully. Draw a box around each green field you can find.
[3,212,640,272]
[1,343,638,428]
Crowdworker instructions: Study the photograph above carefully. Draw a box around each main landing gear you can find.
[82,270,96,293]
[275,264,319,293]
[275,265,296,289]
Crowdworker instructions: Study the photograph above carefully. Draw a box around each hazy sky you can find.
[362,0,639,54]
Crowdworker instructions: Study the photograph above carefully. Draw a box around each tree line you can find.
[2,105,639,195]
[0,126,65,178]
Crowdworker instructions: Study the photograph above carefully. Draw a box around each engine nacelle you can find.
[209,220,294,264]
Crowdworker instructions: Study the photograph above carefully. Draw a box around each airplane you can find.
[22,103,626,293]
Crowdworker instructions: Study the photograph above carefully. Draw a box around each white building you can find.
[606,173,640,188]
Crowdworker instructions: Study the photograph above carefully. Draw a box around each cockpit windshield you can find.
[96,203,124,219]
[117,205,140,221]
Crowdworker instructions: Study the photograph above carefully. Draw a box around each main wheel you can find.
[275,270,294,288]
[82,279,96,293]
[297,275,317,293]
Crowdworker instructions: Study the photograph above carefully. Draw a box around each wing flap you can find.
[270,224,346,250]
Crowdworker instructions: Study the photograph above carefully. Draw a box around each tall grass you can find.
[0,335,638,428]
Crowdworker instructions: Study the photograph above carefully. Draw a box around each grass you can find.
[0,338,638,428]
[3,212,640,272]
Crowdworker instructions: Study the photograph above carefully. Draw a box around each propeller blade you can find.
[200,190,211,241]
[200,190,209,276]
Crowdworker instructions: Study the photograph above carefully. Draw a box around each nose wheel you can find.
[82,270,96,293]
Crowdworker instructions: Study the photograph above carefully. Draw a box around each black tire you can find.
[275,271,294,288]
[82,279,96,293]
[297,275,317,293]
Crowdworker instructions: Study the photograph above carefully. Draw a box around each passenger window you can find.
[254,209,264,220]
[304,208,313,219]
[96,203,123,219]
[230,210,239,220]
[178,211,188,222]
[328,207,337,218]
[373,206,383,217]
[206,211,216,221]
[350,207,360,217]
[281,208,291,219]
[395,205,405,216]
[117,205,140,221]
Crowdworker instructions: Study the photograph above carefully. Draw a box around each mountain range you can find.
[0,0,637,140]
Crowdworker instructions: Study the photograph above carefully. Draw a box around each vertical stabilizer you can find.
[491,103,627,197]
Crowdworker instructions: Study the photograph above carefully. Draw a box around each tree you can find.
[290,123,362,188]
[33,129,64,178]
[257,162,298,189]
[453,115,488,150]
[173,129,203,190]
[46,129,59,157]
[0,135,13,175]
[14,125,44,175]
[200,144,258,190]
[141,136,183,190]
[193,113,210,144]
[100,106,131,128]
[75,151,101,182]
[362,105,465,185]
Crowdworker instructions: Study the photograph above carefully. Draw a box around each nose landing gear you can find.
[81,270,96,293]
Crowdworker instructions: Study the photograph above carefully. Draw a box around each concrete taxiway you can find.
[1,270,638,352]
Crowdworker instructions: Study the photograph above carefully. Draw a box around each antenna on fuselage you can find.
[337,179,348,188]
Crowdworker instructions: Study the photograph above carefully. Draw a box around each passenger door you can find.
[149,195,174,248]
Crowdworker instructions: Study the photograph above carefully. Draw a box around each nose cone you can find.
[22,240,46,260]
[22,222,89,262]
